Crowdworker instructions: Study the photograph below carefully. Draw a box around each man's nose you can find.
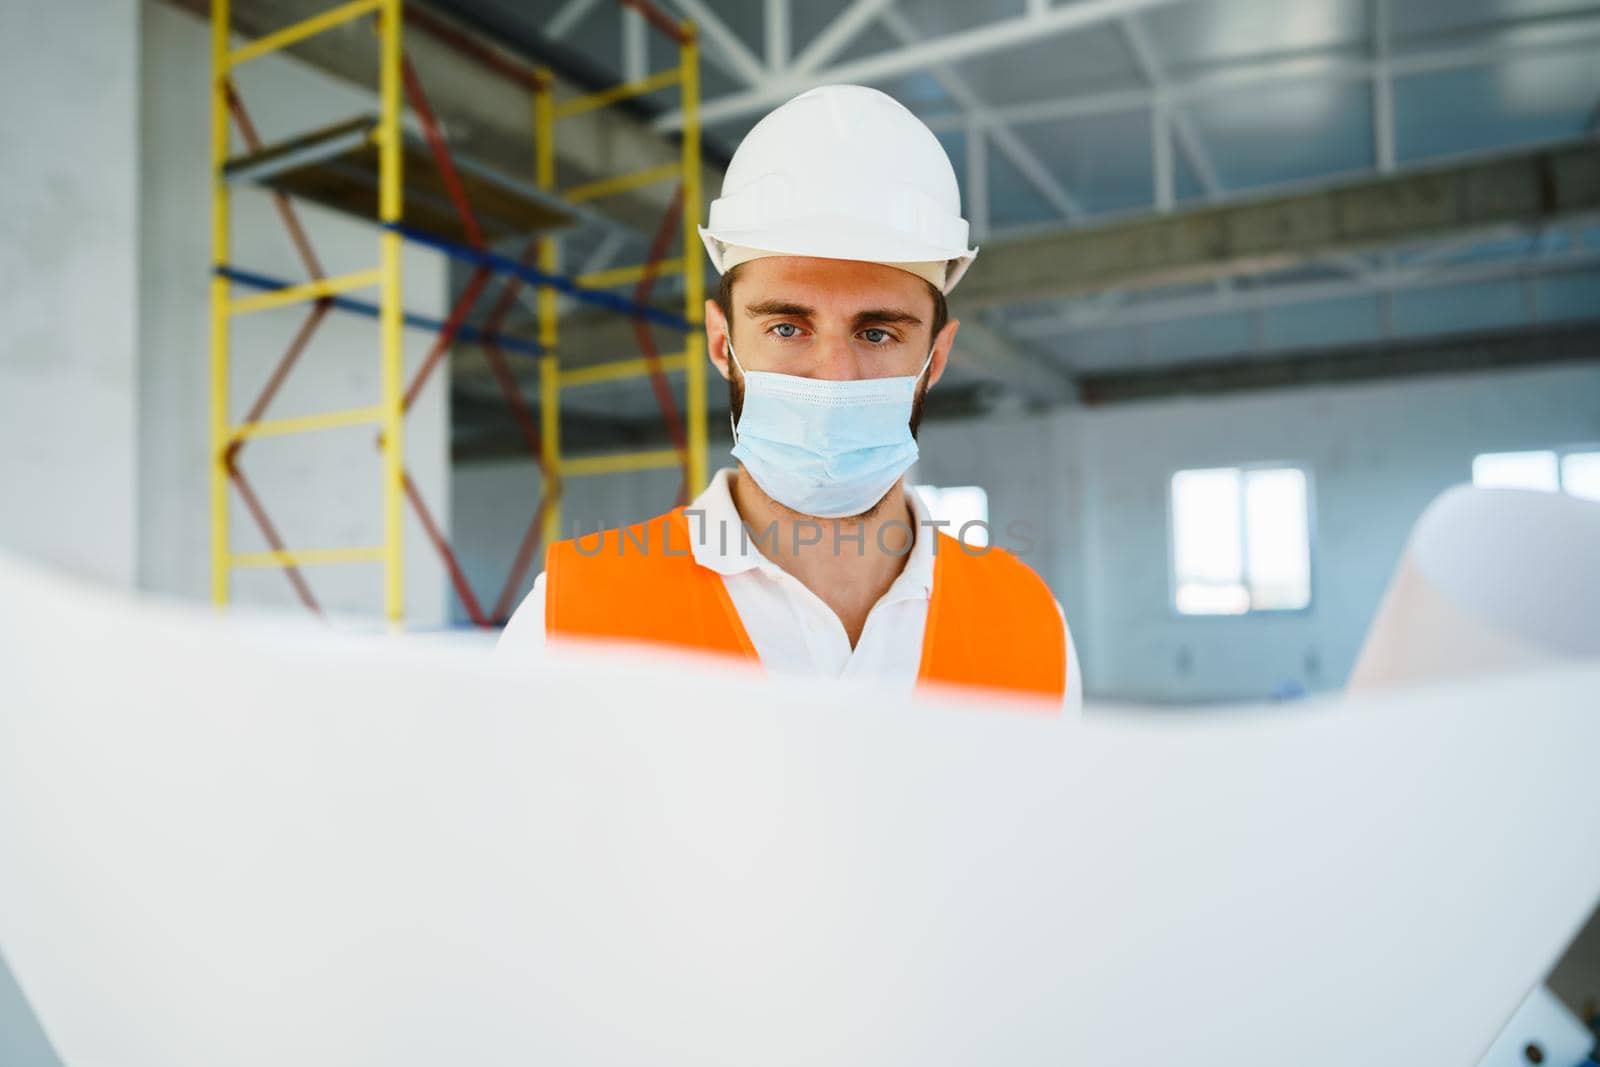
[811,332,869,381]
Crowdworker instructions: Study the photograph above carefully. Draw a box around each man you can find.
[499,84,1082,713]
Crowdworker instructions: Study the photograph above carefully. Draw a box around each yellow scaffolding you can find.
[210,0,406,620]
[533,18,705,548]
[211,0,706,623]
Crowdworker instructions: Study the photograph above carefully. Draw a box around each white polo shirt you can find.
[498,467,1083,715]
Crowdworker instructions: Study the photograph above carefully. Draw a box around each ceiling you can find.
[426,0,1600,441]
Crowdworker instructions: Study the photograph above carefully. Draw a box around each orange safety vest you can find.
[545,507,1067,704]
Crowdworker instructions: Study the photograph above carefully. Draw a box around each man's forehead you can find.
[736,255,928,313]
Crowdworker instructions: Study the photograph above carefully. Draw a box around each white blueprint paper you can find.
[1,553,1598,1067]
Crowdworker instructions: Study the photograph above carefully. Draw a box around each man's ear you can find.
[704,297,732,382]
[927,317,959,389]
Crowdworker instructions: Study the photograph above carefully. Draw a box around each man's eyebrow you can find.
[851,308,923,328]
[744,300,814,318]
[742,301,924,329]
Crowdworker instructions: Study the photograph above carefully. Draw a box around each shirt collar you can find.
[684,467,775,578]
[686,467,937,601]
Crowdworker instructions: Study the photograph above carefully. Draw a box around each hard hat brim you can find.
[699,223,978,294]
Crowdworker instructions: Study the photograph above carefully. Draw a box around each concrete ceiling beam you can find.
[954,139,1600,310]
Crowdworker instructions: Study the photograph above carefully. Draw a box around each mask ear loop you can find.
[726,340,744,445]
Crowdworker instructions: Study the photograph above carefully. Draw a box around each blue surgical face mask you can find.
[726,340,934,519]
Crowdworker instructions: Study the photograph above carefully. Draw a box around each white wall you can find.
[1069,364,1600,702]
[1,5,138,1062]
[137,1,450,624]
[0,0,141,587]
[1,0,450,625]
[911,407,1087,657]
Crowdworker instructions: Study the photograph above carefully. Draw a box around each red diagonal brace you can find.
[476,238,549,461]
[401,57,486,250]
[482,237,539,340]
[225,84,332,432]
[477,337,552,621]
[479,342,545,460]
[472,237,560,621]
[403,265,494,413]
[239,300,333,428]
[226,457,322,615]
[225,82,325,282]
[403,469,489,627]
[381,265,498,625]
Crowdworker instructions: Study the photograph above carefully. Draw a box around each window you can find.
[1170,466,1311,615]
[914,484,989,547]
[1562,452,1600,502]
[1472,451,1559,492]
[1472,448,1600,502]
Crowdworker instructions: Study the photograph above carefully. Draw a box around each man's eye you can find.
[863,328,891,344]
[772,323,800,338]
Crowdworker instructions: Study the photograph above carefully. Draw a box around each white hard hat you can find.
[699,84,979,294]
